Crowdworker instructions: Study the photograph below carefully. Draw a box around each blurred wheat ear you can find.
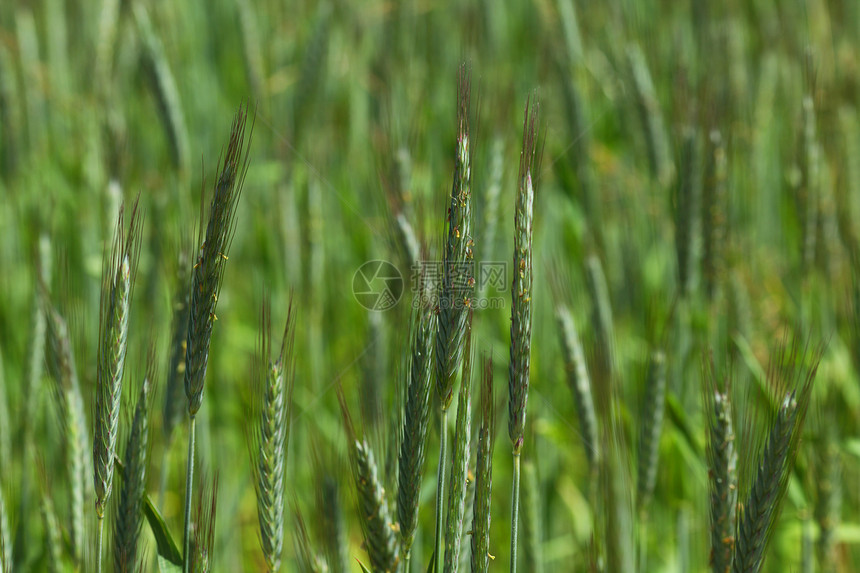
[338,387,400,573]
[93,195,142,573]
[637,349,666,512]
[249,298,296,573]
[44,303,89,565]
[555,305,599,474]
[704,355,737,573]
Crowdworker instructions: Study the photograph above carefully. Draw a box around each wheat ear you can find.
[45,304,89,564]
[637,349,666,511]
[509,95,540,573]
[183,104,253,571]
[338,387,400,572]
[435,64,474,573]
[93,197,141,573]
[704,358,737,573]
[250,299,296,572]
[555,305,599,472]
[732,340,823,573]
[114,365,154,572]
[398,299,435,567]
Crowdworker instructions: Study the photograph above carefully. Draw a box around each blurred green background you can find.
[1,0,860,571]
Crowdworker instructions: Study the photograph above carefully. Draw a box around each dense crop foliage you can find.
[0,1,859,572]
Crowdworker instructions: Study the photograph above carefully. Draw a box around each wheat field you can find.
[0,1,858,572]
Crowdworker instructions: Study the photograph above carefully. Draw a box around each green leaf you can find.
[158,554,183,573]
[357,560,372,573]
[426,548,436,573]
[114,454,183,566]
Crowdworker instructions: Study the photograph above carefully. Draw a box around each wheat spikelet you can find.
[94,197,141,522]
[249,300,296,572]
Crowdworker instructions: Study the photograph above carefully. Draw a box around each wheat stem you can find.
[96,516,104,573]
[510,452,521,573]
[183,416,196,573]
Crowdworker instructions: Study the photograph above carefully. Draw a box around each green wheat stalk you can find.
[183,105,253,571]
[508,95,540,573]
